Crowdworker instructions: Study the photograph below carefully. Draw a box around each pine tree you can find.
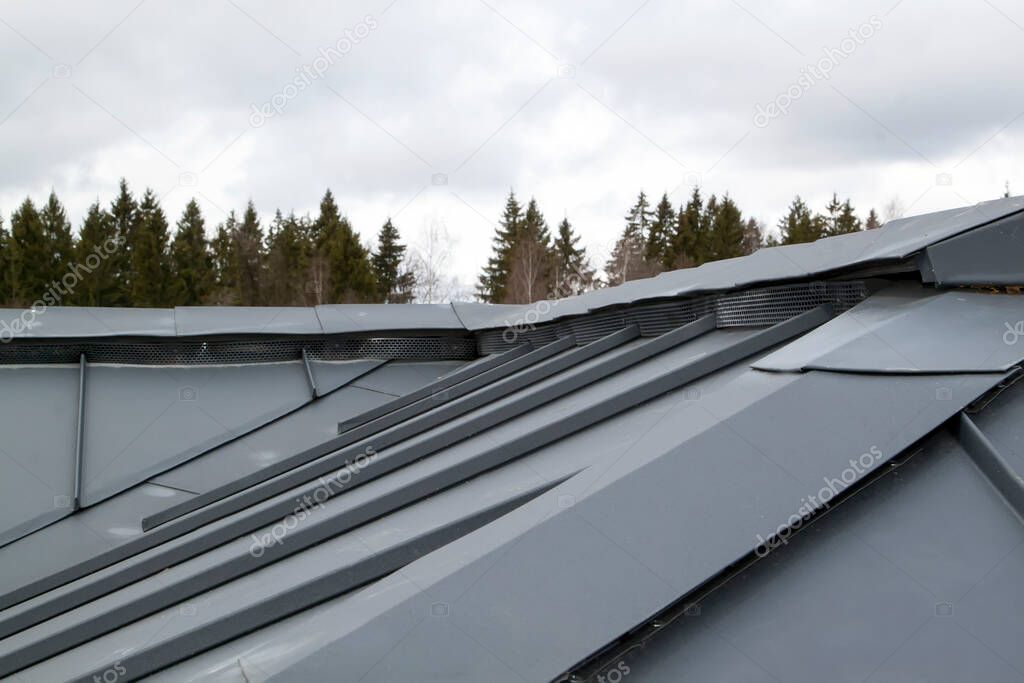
[169,199,214,305]
[478,190,523,303]
[8,198,49,305]
[130,189,171,307]
[73,202,122,306]
[551,217,592,297]
[506,197,553,303]
[865,208,882,230]
[706,194,745,261]
[372,218,414,303]
[645,192,674,270]
[109,179,138,305]
[313,190,376,303]
[778,196,824,244]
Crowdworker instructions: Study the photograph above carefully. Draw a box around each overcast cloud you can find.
[1,0,1022,291]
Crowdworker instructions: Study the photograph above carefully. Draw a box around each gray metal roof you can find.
[0,197,1023,682]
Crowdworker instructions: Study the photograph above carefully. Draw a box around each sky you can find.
[1,0,1022,295]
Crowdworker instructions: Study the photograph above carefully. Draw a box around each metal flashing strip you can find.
[72,354,86,512]
[956,412,1024,521]
[140,339,565,531]
[335,344,533,434]
[300,348,317,398]
[69,480,562,683]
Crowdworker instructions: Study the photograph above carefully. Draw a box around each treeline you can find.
[0,180,415,307]
[476,189,881,303]
[0,181,885,309]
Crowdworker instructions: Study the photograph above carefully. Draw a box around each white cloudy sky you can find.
[1,0,1022,292]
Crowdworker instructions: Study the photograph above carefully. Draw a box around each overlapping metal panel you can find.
[0,367,79,547]
[754,284,1024,373]
[79,362,310,506]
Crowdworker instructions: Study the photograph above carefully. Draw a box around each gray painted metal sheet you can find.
[306,359,385,396]
[922,210,1024,286]
[8,468,559,682]
[173,306,322,336]
[0,367,79,547]
[351,360,470,396]
[258,370,1002,682]
[753,285,1024,373]
[0,482,193,598]
[79,362,310,506]
[149,385,395,496]
[123,334,778,682]
[607,429,1024,683]
[315,303,464,333]
[0,307,176,339]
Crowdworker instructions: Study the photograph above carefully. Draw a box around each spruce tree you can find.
[131,189,172,307]
[109,179,138,305]
[8,198,49,305]
[506,197,552,303]
[0,216,9,304]
[314,190,376,303]
[670,188,703,268]
[169,199,214,305]
[73,202,122,306]
[834,199,862,235]
[823,193,861,236]
[39,191,74,296]
[211,215,238,304]
[706,194,745,261]
[741,217,763,255]
[778,196,824,244]
[233,201,265,305]
[552,216,592,297]
[372,218,414,303]
[865,208,882,230]
[477,190,523,303]
[645,192,674,269]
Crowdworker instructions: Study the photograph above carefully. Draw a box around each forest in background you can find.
[0,180,892,308]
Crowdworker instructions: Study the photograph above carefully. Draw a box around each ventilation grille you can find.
[0,336,477,366]
[476,281,867,354]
